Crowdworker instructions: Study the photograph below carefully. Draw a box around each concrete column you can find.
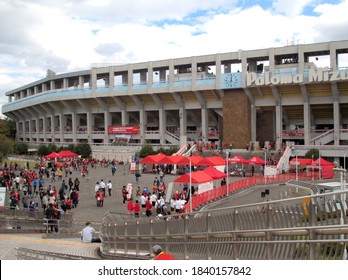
[275,105,283,149]
[201,107,209,144]
[109,70,114,90]
[50,80,55,90]
[86,112,92,144]
[159,108,166,145]
[28,120,32,142]
[334,101,340,145]
[169,59,174,92]
[79,76,84,89]
[72,112,77,144]
[330,42,338,70]
[23,121,26,141]
[63,78,69,89]
[121,110,129,126]
[43,117,47,143]
[91,68,97,91]
[51,115,55,141]
[303,102,311,145]
[35,118,39,141]
[251,104,257,142]
[298,45,305,75]
[59,113,63,143]
[104,111,110,143]
[34,86,38,95]
[191,56,197,90]
[215,53,221,89]
[268,48,275,73]
[127,67,133,94]
[179,107,187,146]
[139,109,146,145]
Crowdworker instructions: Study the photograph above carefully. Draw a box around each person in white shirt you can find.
[99,179,106,190]
[81,222,101,243]
[107,180,112,196]
[94,182,100,193]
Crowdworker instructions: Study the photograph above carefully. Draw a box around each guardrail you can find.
[15,247,99,260]
[100,188,348,260]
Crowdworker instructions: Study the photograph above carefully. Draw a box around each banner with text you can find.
[108,126,140,135]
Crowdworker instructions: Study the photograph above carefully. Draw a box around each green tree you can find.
[0,118,16,139]
[139,145,155,158]
[75,143,91,158]
[37,144,49,156]
[13,142,28,154]
[305,148,320,160]
[0,134,14,158]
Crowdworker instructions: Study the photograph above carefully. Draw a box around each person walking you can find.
[107,180,112,197]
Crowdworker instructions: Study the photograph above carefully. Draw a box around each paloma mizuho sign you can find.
[246,67,348,87]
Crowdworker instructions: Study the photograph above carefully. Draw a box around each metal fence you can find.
[100,189,348,260]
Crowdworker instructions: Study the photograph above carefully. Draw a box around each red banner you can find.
[108,126,140,134]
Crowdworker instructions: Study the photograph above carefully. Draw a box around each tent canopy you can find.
[140,152,167,164]
[43,152,61,159]
[228,155,250,164]
[58,150,78,158]
[203,166,227,180]
[205,156,226,166]
[249,156,265,165]
[174,170,213,184]
[290,158,313,165]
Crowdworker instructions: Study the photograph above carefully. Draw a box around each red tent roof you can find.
[228,155,250,164]
[249,156,265,165]
[140,152,167,164]
[174,170,214,184]
[43,152,61,159]
[205,156,226,166]
[203,166,227,180]
[312,157,334,166]
[58,150,78,158]
[290,158,313,165]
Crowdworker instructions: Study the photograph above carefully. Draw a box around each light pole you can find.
[296,152,298,182]
[189,159,192,213]
[333,167,347,260]
[226,151,229,195]
[263,148,267,185]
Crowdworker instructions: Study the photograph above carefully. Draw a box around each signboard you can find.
[0,187,6,208]
[108,126,140,135]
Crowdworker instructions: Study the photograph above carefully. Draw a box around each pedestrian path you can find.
[0,233,101,259]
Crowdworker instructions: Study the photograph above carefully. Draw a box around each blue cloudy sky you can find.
[1,0,348,114]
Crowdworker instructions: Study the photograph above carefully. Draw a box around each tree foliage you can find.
[13,142,28,154]
[0,118,16,139]
[305,148,320,160]
[0,134,14,161]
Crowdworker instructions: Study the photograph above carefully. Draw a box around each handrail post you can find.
[308,199,317,260]
[266,204,274,259]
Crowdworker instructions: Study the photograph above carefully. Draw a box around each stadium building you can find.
[2,40,348,159]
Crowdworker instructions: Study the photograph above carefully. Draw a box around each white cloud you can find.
[1,0,348,116]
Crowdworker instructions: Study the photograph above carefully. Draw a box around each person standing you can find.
[145,197,152,217]
[81,222,101,243]
[107,180,112,197]
[122,185,128,205]
[134,200,140,218]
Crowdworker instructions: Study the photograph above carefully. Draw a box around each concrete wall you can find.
[223,89,251,148]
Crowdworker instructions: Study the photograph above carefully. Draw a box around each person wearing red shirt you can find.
[152,245,175,260]
[127,199,134,216]
[134,200,140,218]
[145,197,152,217]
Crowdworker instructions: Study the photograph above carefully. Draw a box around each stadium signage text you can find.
[247,67,348,86]
[108,126,140,134]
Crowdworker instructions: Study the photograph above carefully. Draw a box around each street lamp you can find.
[263,148,267,185]
[333,167,347,260]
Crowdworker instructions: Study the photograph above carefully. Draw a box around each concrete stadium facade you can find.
[2,40,348,152]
